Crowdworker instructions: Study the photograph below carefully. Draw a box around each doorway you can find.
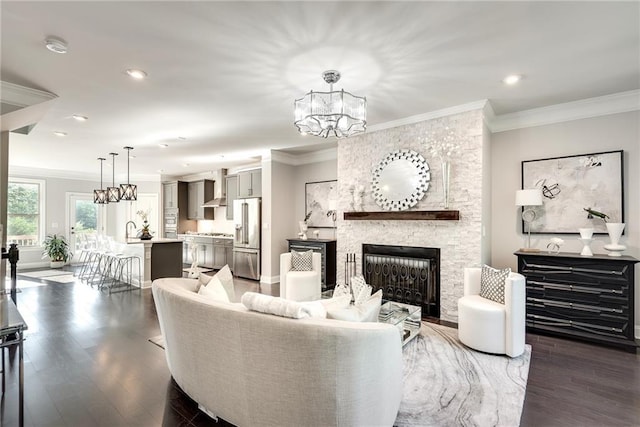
[66,193,105,263]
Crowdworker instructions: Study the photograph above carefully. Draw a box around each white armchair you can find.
[280,252,321,301]
[457,267,526,357]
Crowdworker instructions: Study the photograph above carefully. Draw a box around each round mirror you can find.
[372,149,430,211]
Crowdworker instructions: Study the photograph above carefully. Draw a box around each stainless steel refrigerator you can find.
[233,198,261,280]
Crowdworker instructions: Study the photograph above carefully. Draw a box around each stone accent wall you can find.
[336,109,486,322]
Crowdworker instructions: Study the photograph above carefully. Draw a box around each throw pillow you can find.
[241,292,325,319]
[327,290,383,322]
[332,283,351,299]
[198,271,213,289]
[480,265,511,304]
[215,265,236,301]
[320,294,352,312]
[198,265,235,301]
[198,274,231,303]
[291,250,314,271]
[351,275,372,306]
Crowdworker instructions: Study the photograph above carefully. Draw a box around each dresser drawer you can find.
[526,279,628,308]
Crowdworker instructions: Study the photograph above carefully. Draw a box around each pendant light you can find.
[107,152,121,202]
[119,146,137,201]
[93,157,108,204]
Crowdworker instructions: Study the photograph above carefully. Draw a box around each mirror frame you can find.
[372,149,431,211]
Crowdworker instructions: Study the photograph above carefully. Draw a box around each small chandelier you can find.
[294,70,366,138]
[93,157,108,204]
[107,152,121,202]
[119,146,137,201]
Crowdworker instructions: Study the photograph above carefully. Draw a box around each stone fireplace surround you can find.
[336,107,488,322]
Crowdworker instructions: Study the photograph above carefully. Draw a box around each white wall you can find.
[490,110,640,335]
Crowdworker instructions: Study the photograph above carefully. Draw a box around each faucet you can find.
[125,221,137,240]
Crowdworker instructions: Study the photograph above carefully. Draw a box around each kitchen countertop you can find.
[125,238,183,244]
[177,234,233,239]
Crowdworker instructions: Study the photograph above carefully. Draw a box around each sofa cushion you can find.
[291,250,313,271]
[480,265,510,304]
[327,290,383,322]
[198,274,231,302]
[199,265,235,301]
[351,275,372,305]
[320,294,352,312]
[241,292,326,319]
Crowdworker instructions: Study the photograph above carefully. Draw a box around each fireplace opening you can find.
[362,244,440,318]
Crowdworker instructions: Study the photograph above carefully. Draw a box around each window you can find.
[7,178,45,247]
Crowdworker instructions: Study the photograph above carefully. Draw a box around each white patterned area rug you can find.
[395,322,531,427]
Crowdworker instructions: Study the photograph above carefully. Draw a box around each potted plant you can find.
[42,234,72,268]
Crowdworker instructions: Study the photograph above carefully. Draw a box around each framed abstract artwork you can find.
[305,180,337,228]
[521,150,623,234]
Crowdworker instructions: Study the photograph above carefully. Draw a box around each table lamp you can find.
[516,189,543,252]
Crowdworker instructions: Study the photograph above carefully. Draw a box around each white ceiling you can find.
[2,1,638,179]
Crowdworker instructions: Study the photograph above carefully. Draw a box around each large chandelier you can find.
[294,70,366,138]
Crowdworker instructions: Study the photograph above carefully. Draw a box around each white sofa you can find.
[152,278,403,427]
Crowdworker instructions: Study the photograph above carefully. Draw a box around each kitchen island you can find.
[125,238,183,288]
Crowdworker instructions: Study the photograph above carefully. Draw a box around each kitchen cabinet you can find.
[187,180,215,220]
[516,251,638,352]
[287,239,337,290]
[212,238,229,269]
[226,175,238,220]
[238,169,261,198]
[163,182,178,209]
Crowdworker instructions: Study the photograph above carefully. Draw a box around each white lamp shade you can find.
[515,189,542,207]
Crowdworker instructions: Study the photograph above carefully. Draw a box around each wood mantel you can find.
[343,210,460,221]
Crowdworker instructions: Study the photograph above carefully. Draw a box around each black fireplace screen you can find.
[362,244,440,318]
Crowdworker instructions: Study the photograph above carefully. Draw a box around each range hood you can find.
[203,168,228,207]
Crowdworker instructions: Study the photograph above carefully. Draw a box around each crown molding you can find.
[1,81,57,108]
[367,100,489,134]
[270,147,337,166]
[9,165,160,182]
[488,90,640,133]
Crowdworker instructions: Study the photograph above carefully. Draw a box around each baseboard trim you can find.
[260,275,279,285]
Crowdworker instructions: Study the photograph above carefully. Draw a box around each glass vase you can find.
[441,161,451,209]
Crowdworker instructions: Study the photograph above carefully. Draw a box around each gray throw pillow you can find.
[291,250,313,271]
[479,265,510,304]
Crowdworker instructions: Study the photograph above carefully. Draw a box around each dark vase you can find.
[140,229,153,240]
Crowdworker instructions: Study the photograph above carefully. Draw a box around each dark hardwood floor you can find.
[1,269,638,426]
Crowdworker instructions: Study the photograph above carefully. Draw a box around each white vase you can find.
[578,228,594,239]
[298,221,308,240]
[441,161,451,209]
[604,222,626,257]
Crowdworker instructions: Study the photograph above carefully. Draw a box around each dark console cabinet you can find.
[516,251,638,352]
[287,239,336,291]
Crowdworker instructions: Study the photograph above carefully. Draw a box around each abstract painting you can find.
[521,150,623,234]
[305,180,337,228]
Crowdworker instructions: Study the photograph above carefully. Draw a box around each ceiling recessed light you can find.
[129,155,136,159]
[178,136,186,140]
[53,131,67,137]
[183,163,190,167]
[126,69,147,79]
[72,115,88,122]
[159,143,169,148]
[45,37,68,54]
[503,74,523,85]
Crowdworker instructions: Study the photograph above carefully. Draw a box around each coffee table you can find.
[378,301,421,346]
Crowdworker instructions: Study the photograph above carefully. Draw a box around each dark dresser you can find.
[287,239,337,291]
[516,251,638,352]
